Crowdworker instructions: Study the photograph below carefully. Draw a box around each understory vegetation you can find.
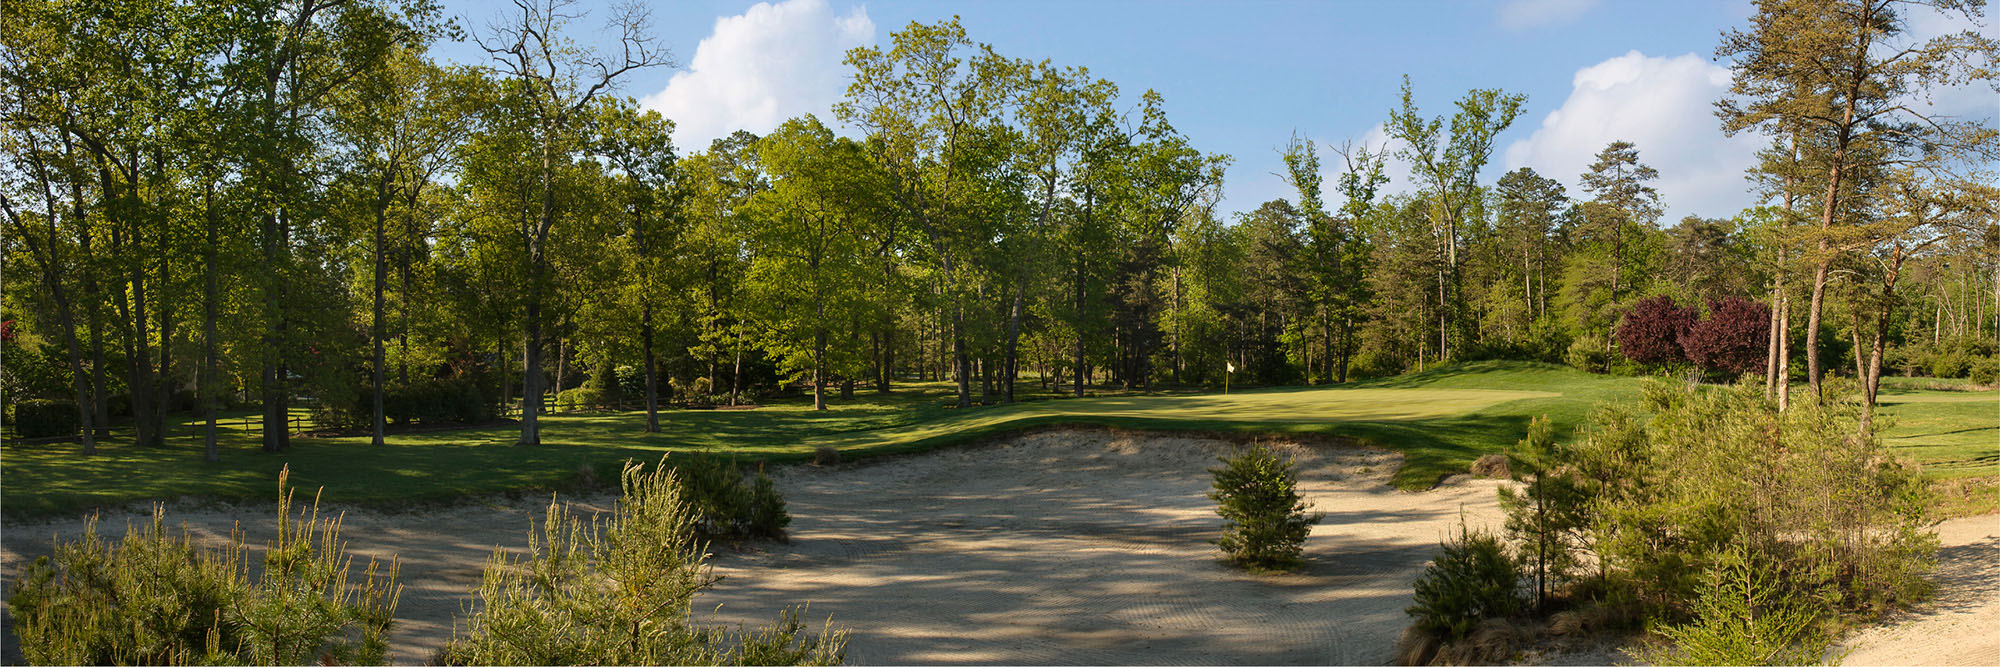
[438,458,842,666]
[1403,380,1937,665]
[8,460,834,666]
[8,468,400,665]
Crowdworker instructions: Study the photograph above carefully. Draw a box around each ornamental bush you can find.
[1681,297,1770,376]
[1616,295,1696,365]
[1208,446,1322,570]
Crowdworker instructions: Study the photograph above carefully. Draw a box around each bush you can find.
[437,458,842,665]
[1576,380,1935,622]
[1970,355,1998,386]
[1641,542,1834,666]
[555,386,602,412]
[1617,295,1697,365]
[675,455,791,540]
[1565,334,1610,373]
[1407,522,1521,641]
[1681,297,1770,376]
[587,362,623,405]
[1498,415,1590,614]
[8,468,399,665]
[1208,446,1322,570]
[11,398,80,439]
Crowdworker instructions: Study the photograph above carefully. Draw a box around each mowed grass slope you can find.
[3,361,1989,518]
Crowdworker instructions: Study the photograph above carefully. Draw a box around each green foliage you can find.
[321,378,495,428]
[1208,446,1322,570]
[1407,522,1521,641]
[1497,415,1589,613]
[675,455,792,540]
[1564,334,1610,373]
[556,386,604,411]
[0,341,71,402]
[8,469,399,665]
[1574,380,1936,622]
[10,398,80,438]
[437,457,842,665]
[1641,542,1836,666]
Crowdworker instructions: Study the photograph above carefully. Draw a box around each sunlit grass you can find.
[3,361,1988,518]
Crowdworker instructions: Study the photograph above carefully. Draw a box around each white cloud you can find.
[1900,5,2000,127]
[639,0,872,153]
[1503,50,1764,222]
[1497,0,1600,30]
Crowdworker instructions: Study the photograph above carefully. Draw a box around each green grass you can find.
[3,361,1990,518]
[1876,381,1998,481]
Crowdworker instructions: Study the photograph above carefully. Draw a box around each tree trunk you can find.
[260,208,288,453]
[520,289,544,445]
[154,248,174,443]
[1002,283,1025,403]
[119,235,159,448]
[1074,254,1087,398]
[372,192,388,446]
[202,184,220,462]
[642,302,659,432]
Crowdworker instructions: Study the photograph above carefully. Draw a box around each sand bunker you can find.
[8,429,1512,664]
[6,429,1990,665]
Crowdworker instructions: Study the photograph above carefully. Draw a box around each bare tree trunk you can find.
[1002,284,1024,403]
[202,206,220,461]
[371,192,388,446]
[642,302,659,432]
[1777,294,1791,411]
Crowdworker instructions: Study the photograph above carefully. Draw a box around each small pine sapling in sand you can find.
[1208,446,1322,570]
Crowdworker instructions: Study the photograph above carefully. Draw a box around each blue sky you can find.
[431,0,1999,223]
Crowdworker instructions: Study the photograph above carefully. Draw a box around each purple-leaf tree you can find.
[1617,295,1697,365]
[1682,297,1771,376]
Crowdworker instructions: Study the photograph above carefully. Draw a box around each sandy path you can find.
[3,429,1508,665]
[1835,514,2000,666]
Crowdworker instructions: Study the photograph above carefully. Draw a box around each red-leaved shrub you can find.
[1681,297,1770,375]
[1616,295,1696,365]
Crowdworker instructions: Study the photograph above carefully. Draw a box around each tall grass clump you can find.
[8,467,400,665]
[436,457,844,666]
[1208,445,1322,570]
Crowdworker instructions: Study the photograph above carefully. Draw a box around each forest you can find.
[3,0,1996,461]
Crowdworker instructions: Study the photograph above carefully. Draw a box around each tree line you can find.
[4,0,1995,460]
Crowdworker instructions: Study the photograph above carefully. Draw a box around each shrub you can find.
[11,398,80,439]
[675,455,791,540]
[1498,415,1590,614]
[555,386,602,412]
[1616,295,1696,365]
[587,362,623,405]
[8,468,399,665]
[1641,542,1835,666]
[1208,446,1322,570]
[1407,522,1521,641]
[812,445,841,466]
[1565,334,1610,373]
[437,458,843,665]
[1970,355,1998,386]
[1577,380,1935,622]
[1681,297,1770,376]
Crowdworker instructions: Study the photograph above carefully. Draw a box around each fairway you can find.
[3,361,1990,518]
